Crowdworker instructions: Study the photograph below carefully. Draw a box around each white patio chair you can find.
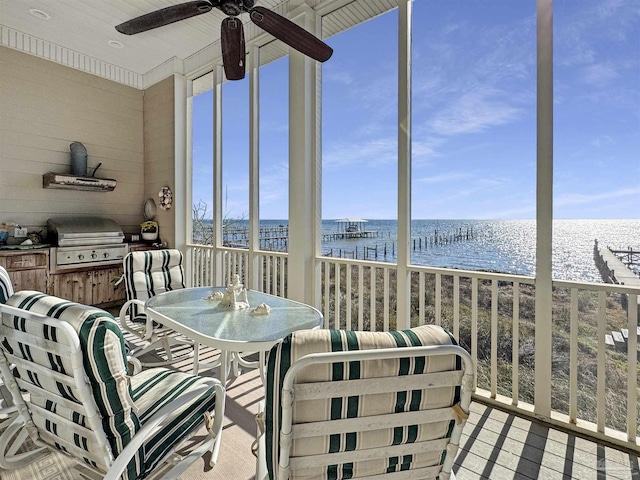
[119,249,194,366]
[0,291,225,479]
[0,266,18,433]
[255,325,475,480]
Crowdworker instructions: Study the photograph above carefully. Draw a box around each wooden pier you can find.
[220,224,476,260]
[322,230,378,241]
[593,240,640,286]
[593,240,640,353]
[324,227,476,261]
[223,225,289,250]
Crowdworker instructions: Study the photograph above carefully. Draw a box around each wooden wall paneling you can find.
[0,47,145,236]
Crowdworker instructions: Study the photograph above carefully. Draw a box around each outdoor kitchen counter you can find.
[1,243,161,306]
[0,248,49,293]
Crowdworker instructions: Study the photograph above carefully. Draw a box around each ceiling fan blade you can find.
[249,6,333,62]
[221,17,246,80]
[115,1,213,35]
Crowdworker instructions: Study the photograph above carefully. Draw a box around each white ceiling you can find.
[0,0,397,89]
[0,1,304,77]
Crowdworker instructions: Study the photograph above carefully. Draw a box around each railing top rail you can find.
[319,256,398,270]
[188,244,289,258]
[407,264,535,283]
[318,256,535,283]
[552,279,640,294]
[189,244,640,293]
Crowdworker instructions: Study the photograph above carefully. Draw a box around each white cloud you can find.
[477,204,536,220]
[581,63,619,86]
[259,162,289,205]
[555,187,640,207]
[556,0,640,66]
[323,137,398,168]
[591,135,614,147]
[324,67,355,85]
[416,172,473,184]
[428,89,522,136]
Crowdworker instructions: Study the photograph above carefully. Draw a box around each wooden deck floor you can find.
[2,346,638,480]
[455,402,639,480]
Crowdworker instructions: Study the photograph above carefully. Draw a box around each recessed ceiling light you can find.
[28,9,51,20]
[108,40,124,49]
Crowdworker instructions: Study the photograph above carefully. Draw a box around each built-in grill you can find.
[47,217,128,272]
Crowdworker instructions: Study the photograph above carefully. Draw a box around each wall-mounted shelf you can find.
[43,173,116,192]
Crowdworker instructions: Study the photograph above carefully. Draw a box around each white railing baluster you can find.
[346,264,352,330]
[230,253,235,283]
[200,248,206,286]
[491,279,498,399]
[335,263,341,329]
[453,275,460,340]
[358,265,364,331]
[370,267,376,332]
[472,277,478,391]
[512,281,520,406]
[435,273,442,326]
[419,272,425,326]
[627,293,638,442]
[266,255,271,294]
[324,262,330,328]
[272,255,277,295]
[383,267,390,332]
[570,288,578,423]
[280,256,286,297]
[597,290,606,433]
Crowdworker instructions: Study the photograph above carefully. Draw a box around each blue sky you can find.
[193,0,639,220]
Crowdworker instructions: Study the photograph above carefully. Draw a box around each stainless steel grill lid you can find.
[47,217,125,246]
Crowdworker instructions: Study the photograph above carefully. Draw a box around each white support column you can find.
[311,10,324,311]
[185,78,194,286]
[288,5,320,305]
[174,74,188,252]
[396,0,412,331]
[534,0,553,418]
[248,45,261,290]
[213,65,224,286]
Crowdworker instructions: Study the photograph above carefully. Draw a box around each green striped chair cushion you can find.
[130,368,217,473]
[3,291,142,478]
[2,291,218,479]
[264,325,461,479]
[123,249,185,317]
[0,266,13,304]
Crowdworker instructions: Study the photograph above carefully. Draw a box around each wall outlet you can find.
[14,227,28,238]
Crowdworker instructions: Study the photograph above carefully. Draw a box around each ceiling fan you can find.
[115,0,333,81]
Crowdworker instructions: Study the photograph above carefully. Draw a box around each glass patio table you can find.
[145,286,323,384]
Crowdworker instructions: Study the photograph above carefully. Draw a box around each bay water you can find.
[212,219,639,283]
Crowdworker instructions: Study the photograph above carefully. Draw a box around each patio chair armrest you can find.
[103,379,225,480]
[126,356,142,375]
[118,299,150,338]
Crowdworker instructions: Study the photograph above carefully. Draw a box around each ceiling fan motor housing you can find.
[220,0,255,16]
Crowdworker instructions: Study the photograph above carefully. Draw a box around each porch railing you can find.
[188,244,287,296]
[187,244,639,451]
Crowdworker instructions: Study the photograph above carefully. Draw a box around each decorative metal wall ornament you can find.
[158,186,173,210]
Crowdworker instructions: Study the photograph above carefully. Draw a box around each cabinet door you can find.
[93,267,126,305]
[11,269,47,293]
[49,271,93,305]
